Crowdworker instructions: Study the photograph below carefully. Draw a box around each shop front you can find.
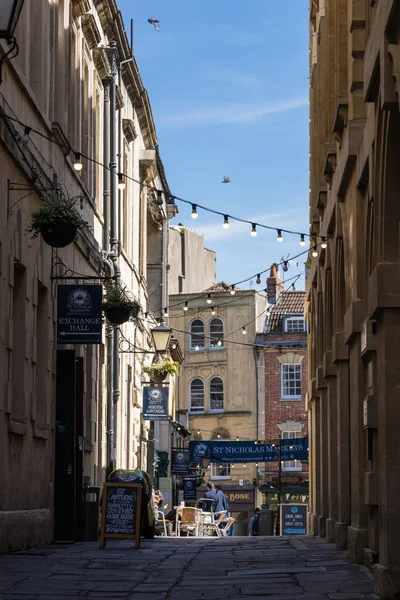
[197,486,255,536]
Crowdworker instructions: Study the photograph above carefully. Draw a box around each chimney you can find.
[266,264,283,304]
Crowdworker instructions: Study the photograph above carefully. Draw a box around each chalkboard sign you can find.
[100,483,142,548]
[280,503,307,535]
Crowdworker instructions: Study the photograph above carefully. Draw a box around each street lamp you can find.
[150,321,172,354]
[0,0,25,39]
[0,0,25,84]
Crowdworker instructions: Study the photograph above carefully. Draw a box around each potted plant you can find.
[102,283,141,325]
[27,190,90,248]
[143,357,180,382]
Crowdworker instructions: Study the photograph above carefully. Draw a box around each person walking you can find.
[215,485,233,536]
[249,508,261,536]
[204,481,226,513]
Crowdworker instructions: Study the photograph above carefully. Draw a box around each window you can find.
[284,317,306,333]
[190,378,205,413]
[211,463,231,479]
[282,430,302,471]
[190,319,205,350]
[281,364,302,398]
[210,377,224,412]
[209,318,224,349]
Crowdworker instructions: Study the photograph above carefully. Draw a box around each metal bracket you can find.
[51,249,113,281]
[119,330,154,354]
[0,37,18,85]
[7,173,64,217]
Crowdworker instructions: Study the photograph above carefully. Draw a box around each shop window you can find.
[211,463,231,479]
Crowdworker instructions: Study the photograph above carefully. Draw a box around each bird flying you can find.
[222,176,231,183]
[148,17,160,31]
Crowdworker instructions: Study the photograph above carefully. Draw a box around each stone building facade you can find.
[256,268,308,510]
[307,0,400,596]
[0,0,179,552]
[169,282,268,532]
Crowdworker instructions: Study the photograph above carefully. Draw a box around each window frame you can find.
[281,430,302,471]
[209,317,224,350]
[190,319,205,351]
[284,316,306,333]
[189,378,205,414]
[210,462,231,480]
[209,376,224,413]
[281,363,302,399]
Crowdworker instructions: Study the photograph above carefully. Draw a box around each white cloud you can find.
[159,97,308,128]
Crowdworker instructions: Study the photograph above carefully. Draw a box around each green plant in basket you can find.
[102,283,141,325]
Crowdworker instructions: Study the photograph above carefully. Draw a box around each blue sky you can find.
[120,1,310,291]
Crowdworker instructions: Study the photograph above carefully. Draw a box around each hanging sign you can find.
[171,449,190,475]
[57,285,102,344]
[143,386,169,420]
[189,438,308,464]
[183,477,197,501]
[280,503,307,535]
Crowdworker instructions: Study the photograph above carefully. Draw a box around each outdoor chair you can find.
[155,510,168,536]
[200,510,227,537]
[176,507,202,537]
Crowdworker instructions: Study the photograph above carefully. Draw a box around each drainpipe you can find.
[118,53,134,253]
[103,72,115,477]
[162,216,168,313]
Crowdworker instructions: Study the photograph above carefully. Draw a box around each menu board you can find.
[100,483,142,548]
[280,503,307,535]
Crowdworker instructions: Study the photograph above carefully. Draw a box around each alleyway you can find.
[0,536,377,600]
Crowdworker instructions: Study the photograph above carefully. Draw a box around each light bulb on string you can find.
[256,462,259,468]
[256,274,261,285]
[164,308,169,318]
[206,294,212,304]
[191,204,198,219]
[197,429,200,435]
[242,327,247,335]
[321,237,327,249]
[236,436,239,441]
[312,247,318,258]
[172,342,177,349]
[211,307,216,316]
[277,229,283,243]
[118,173,126,190]
[195,345,199,351]
[217,339,222,346]
[155,190,163,206]
[223,215,230,229]
[250,223,257,237]
[243,463,246,468]
[300,234,306,246]
[73,152,83,171]
[230,285,235,295]
[217,431,221,439]
[183,301,189,312]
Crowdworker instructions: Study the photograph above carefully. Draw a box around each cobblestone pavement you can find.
[0,536,378,600]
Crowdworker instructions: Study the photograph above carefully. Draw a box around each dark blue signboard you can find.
[171,449,189,475]
[57,285,102,344]
[280,504,307,535]
[189,438,308,464]
[183,477,197,501]
[143,386,169,421]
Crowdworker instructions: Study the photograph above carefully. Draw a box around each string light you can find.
[172,342,177,349]
[206,294,212,305]
[223,215,229,229]
[195,345,199,351]
[312,247,318,258]
[164,308,169,317]
[321,237,327,249]
[73,152,83,171]
[242,327,247,335]
[217,339,222,346]
[236,436,239,441]
[211,307,216,316]
[118,173,125,190]
[277,229,283,243]
[230,285,236,296]
[250,223,257,237]
[0,110,331,246]
[256,274,261,285]
[217,431,221,439]
[183,301,189,312]
[197,429,200,435]
[300,234,306,246]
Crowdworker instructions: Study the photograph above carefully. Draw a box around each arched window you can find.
[190,319,205,351]
[209,377,224,412]
[209,318,224,349]
[190,378,205,413]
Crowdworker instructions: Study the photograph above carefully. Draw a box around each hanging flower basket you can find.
[27,189,90,248]
[40,220,78,248]
[102,283,141,325]
[143,358,180,382]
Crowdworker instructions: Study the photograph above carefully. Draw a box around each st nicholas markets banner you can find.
[189,438,308,464]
